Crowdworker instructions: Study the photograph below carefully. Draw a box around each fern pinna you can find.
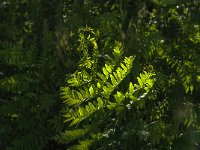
[55,27,156,149]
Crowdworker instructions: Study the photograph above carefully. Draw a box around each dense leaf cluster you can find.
[0,0,200,150]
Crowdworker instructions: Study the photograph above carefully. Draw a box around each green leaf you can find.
[102,86,109,93]
[184,118,188,126]
[97,82,101,88]
[129,82,134,95]
[97,97,104,108]
[129,95,136,101]
[89,85,95,96]
[107,102,118,110]
[102,86,110,98]
[73,139,93,150]
[185,86,190,94]
[114,92,125,103]
[77,91,83,100]
[137,77,143,87]
[70,118,80,127]
[103,67,109,78]
[57,129,86,144]
[97,73,107,82]
[113,72,121,83]
[110,74,117,86]
[120,63,128,72]
[105,82,114,91]
[187,119,193,128]
[85,105,90,112]
[189,85,194,93]
[117,68,124,76]
[88,102,96,111]
[105,64,112,73]
[78,107,85,117]
[84,86,90,97]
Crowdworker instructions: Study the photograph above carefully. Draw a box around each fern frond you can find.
[0,47,24,65]
[61,56,134,126]
[0,75,28,93]
[55,127,90,144]
[69,139,93,150]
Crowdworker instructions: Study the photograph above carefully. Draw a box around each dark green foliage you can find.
[56,26,157,149]
[56,0,200,150]
[1,0,200,150]
[0,1,66,149]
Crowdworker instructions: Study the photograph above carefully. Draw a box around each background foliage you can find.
[0,0,200,150]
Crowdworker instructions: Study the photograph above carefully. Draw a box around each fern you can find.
[55,127,90,144]
[0,49,24,65]
[58,26,157,149]
[0,10,65,149]
[61,55,134,126]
